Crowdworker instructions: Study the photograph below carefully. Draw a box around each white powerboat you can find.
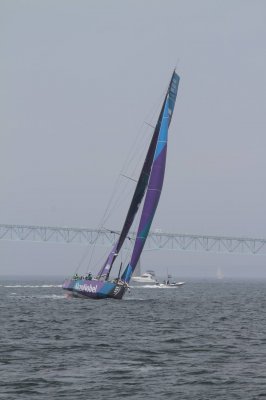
[131,271,157,284]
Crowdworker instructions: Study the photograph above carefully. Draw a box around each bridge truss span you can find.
[146,232,266,255]
[0,224,265,255]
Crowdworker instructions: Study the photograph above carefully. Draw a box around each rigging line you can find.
[100,185,134,231]
[87,77,171,272]
[122,75,169,191]
[122,126,152,190]
[104,83,170,258]
[107,191,141,279]
[120,174,138,183]
[125,132,149,176]
[94,174,127,234]
[116,123,149,184]
[103,228,120,234]
[76,172,126,273]
[144,121,155,129]
[103,227,133,242]
[123,85,168,180]
[119,128,150,188]
[100,79,168,224]
[77,176,129,271]
[99,174,134,224]
[119,196,142,277]
[71,78,171,276]
[120,115,153,169]
[74,228,105,274]
[78,203,119,272]
[87,175,135,270]
[99,157,139,225]
[117,240,134,279]
[90,245,111,275]
[117,78,167,180]
[100,128,149,231]
[101,153,147,224]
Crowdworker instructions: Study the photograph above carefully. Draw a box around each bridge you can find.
[0,224,266,255]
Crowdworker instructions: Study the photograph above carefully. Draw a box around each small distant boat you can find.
[155,273,185,288]
[216,267,224,280]
[156,281,185,288]
[62,70,180,300]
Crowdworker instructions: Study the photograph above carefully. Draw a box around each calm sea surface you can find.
[1,277,266,400]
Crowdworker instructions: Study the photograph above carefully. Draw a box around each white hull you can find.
[156,282,185,288]
[131,272,157,284]
[131,277,157,284]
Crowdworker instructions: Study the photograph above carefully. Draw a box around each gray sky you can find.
[1,0,266,278]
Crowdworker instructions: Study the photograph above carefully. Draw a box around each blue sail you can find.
[122,72,180,282]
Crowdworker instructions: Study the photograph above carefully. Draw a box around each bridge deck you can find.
[1,224,265,255]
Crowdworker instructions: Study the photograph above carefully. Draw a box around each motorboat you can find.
[131,271,157,284]
[155,280,185,288]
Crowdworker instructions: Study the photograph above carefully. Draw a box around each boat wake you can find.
[133,285,163,289]
[2,284,62,288]
[8,293,65,299]
[133,284,184,289]
[123,297,146,301]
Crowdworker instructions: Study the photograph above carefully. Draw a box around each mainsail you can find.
[122,72,180,282]
[97,71,179,279]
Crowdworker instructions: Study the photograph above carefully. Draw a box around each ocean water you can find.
[1,278,266,400]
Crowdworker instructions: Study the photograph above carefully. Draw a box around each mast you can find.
[121,71,180,283]
[97,73,176,280]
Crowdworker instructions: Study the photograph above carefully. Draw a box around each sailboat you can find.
[62,70,180,299]
[216,267,224,280]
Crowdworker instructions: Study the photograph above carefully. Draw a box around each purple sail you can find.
[122,72,180,282]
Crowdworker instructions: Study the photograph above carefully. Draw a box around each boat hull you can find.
[62,279,127,300]
[156,282,185,288]
[131,277,157,284]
